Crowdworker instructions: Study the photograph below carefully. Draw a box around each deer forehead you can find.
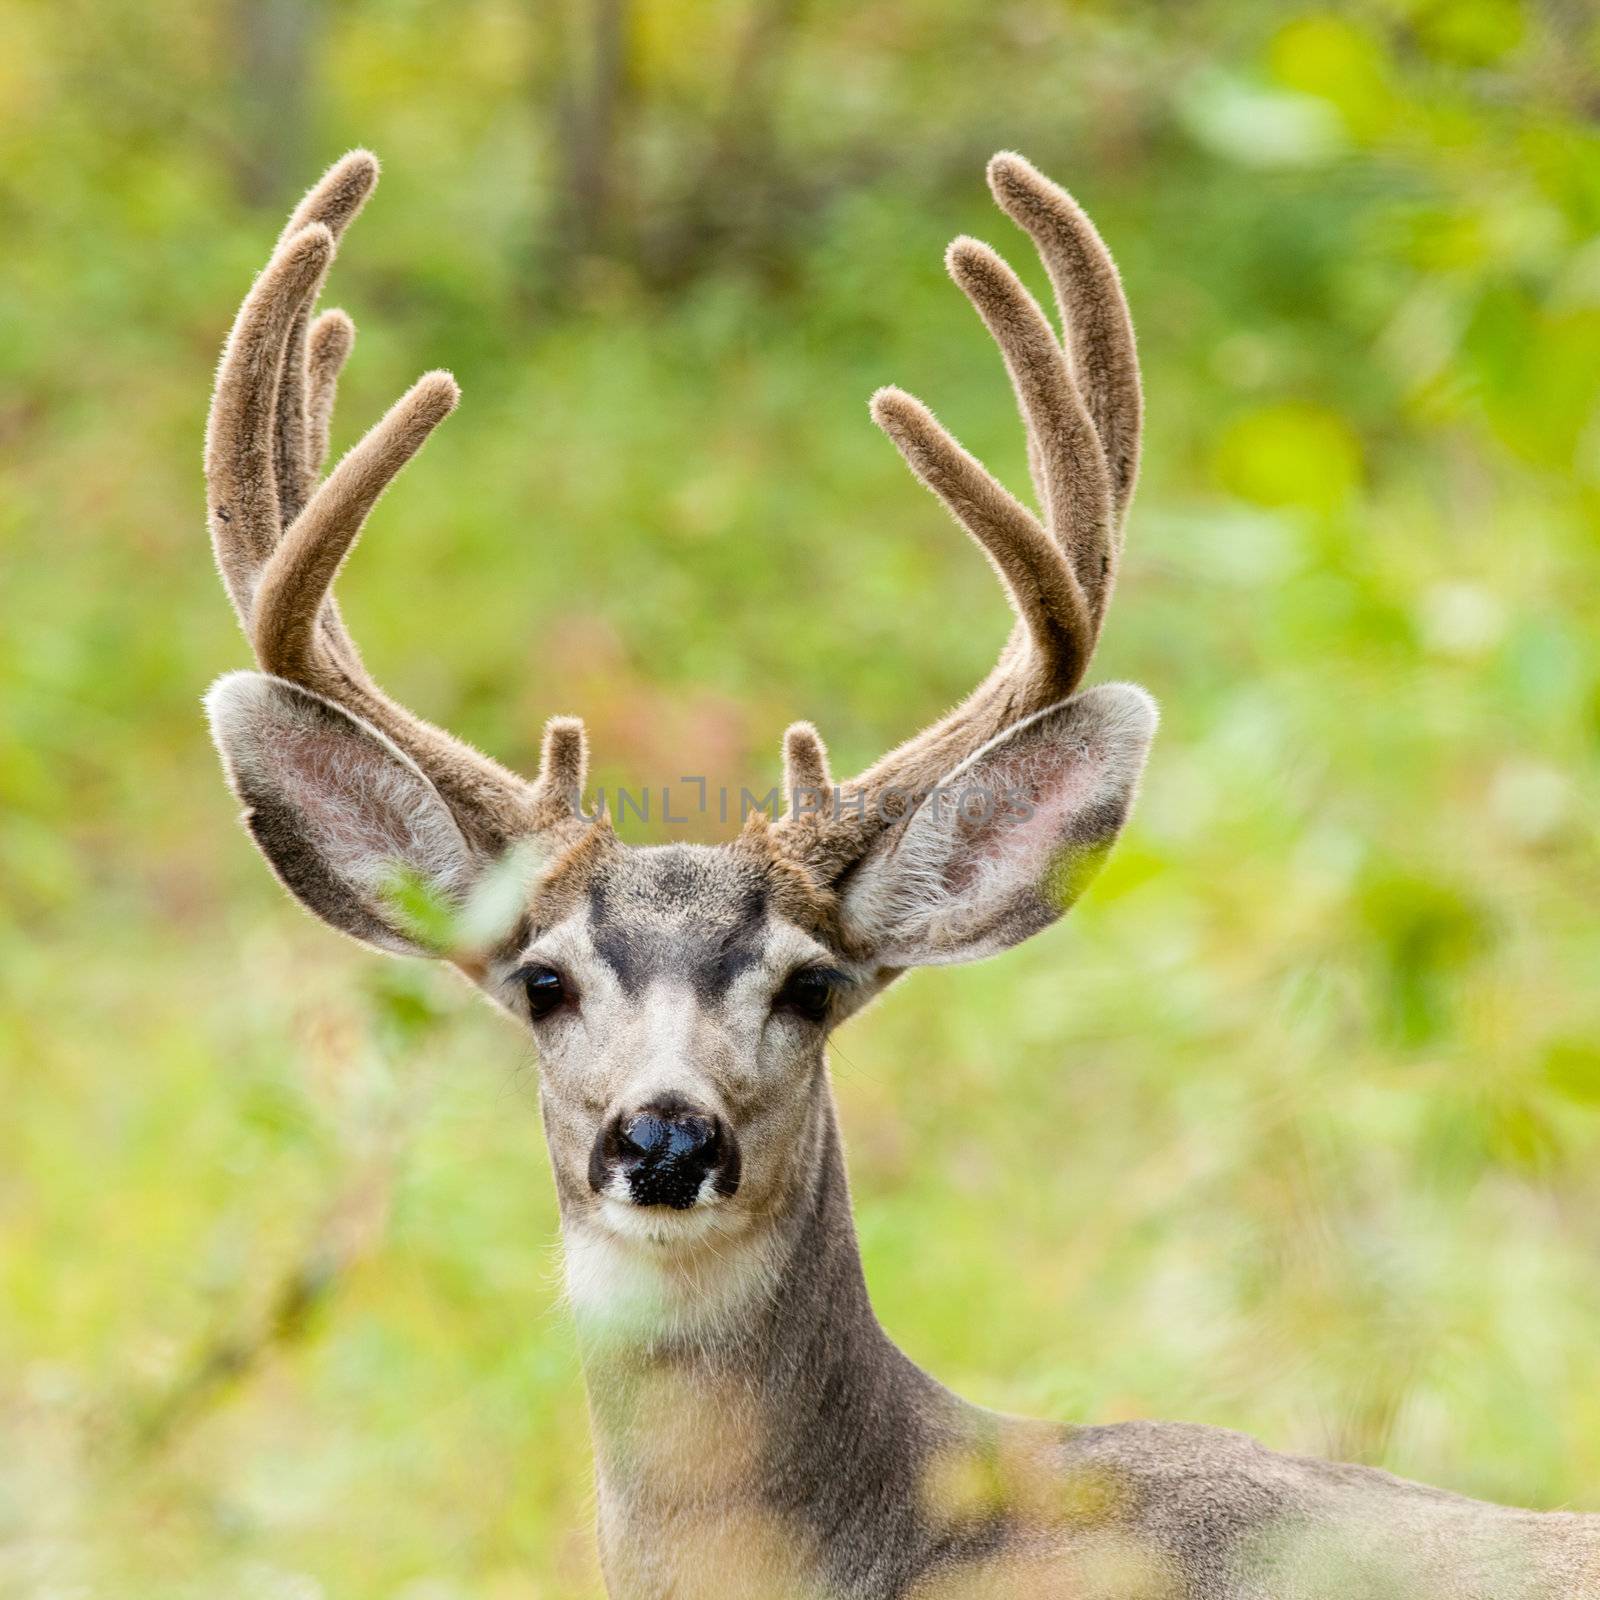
[530,843,837,1007]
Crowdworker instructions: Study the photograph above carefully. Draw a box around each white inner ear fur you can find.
[206,671,476,907]
[842,683,1157,966]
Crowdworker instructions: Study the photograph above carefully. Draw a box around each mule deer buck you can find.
[203,151,1599,1598]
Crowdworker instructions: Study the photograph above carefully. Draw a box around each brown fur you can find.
[206,223,333,598]
[530,816,625,925]
[251,369,460,675]
[782,721,833,807]
[946,236,1112,620]
[738,812,843,942]
[869,387,1091,684]
[270,150,377,523]
[987,153,1143,533]
[304,308,354,477]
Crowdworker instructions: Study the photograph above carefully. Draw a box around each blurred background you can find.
[2,0,1599,1594]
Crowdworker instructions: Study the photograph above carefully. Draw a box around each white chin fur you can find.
[564,1188,778,1344]
[594,1175,730,1245]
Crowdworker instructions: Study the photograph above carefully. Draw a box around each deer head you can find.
[203,150,1154,1279]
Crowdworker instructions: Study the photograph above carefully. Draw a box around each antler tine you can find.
[207,153,551,852]
[529,717,591,829]
[273,152,382,525]
[945,233,1115,632]
[868,386,1091,688]
[305,308,356,479]
[206,152,378,617]
[782,721,833,818]
[987,152,1142,543]
[251,370,461,676]
[206,222,335,621]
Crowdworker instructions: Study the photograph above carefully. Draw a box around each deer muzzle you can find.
[589,1094,741,1210]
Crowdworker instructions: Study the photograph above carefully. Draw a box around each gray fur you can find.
[567,1067,1600,1599]
[585,852,771,1002]
[512,792,1600,1599]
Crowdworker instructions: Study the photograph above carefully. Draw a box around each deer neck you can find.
[560,1080,974,1596]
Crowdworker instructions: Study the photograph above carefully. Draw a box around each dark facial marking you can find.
[694,884,768,1002]
[582,847,775,1005]
[588,879,644,998]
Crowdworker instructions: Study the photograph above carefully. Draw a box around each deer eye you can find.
[519,965,568,1020]
[774,967,836,1023]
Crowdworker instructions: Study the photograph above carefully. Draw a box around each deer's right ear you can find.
[204,672,480,957]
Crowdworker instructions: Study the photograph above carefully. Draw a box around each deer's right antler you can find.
[205,152,581,854]
[773,153,1143,884]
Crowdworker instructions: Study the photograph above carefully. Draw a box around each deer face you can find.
[499,844,849,1248]
[210,669,1155,1270]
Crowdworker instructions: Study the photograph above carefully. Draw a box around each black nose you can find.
[591,1097,739,1209]
[618,1110,718,1166]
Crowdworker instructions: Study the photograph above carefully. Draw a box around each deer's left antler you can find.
[773,153,1143,883]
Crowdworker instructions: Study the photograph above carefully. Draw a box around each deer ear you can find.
[204,671,480,957]
[838,684,1156,967]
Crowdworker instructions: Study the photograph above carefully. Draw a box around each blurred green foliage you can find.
[2,1,1599,1595]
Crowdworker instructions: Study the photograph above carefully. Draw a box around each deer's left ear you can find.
[839,684,1156,967]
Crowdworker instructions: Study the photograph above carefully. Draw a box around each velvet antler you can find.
[774,153,1143,882]
[205,152,584,853]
